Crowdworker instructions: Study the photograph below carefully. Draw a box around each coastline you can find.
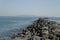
[0,18,60,40]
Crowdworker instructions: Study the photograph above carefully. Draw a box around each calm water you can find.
[0,16,60,37]
[0,16,37,37]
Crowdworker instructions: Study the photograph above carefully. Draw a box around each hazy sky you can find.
[0,0,60,17]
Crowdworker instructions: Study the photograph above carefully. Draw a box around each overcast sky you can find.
[0,0,60,17]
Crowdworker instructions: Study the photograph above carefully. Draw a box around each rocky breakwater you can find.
[11,18,60,40]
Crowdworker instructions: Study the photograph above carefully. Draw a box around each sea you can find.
[0,16,60,37]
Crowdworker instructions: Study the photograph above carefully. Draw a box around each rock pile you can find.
[12,18,60,40]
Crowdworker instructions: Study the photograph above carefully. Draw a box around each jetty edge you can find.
[12,18,60,40]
